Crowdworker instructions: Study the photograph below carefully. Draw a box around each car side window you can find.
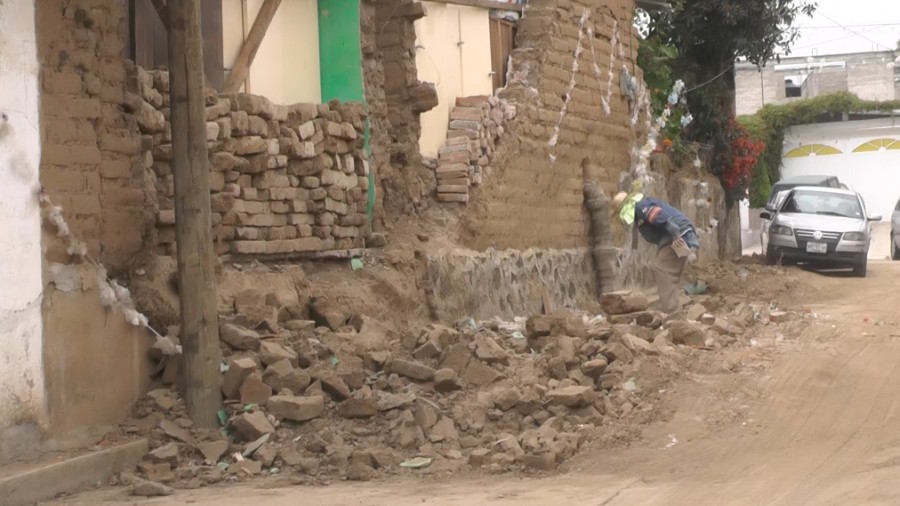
[896,199,900,211]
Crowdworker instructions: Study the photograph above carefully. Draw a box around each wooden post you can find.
[167,0,222,428]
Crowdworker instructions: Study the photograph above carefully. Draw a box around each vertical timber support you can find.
[167,0,222,428]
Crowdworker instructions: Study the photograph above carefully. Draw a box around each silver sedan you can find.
[761,187,881,277]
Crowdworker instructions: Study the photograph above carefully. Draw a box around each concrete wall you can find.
[223,0,321,104]
[781,117,900,220]
[0,0,47,459]
[416,2,494,157]
[736,51,898,116]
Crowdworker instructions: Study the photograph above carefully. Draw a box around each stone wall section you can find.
[461,0,642,252]
[432,96,517,204]
[125,68,370,257]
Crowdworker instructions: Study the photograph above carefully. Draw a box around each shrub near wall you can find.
[126,67,370,258]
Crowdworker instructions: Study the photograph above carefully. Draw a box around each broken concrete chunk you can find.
[429,417,459,443]
[462,360,501,386]
[222,357,258,399]
[239,372,273,406]
[413,339,443,360]
[377,391,417,411]
[526,315,553,338]
[581,357,609,379]
[608,310,663,328]
[317,372,352,401]
[349,314,397,351]
[158,419,194,445]
[545,386,595,408]
[474,334,508,364]
[600,342,634,364]
[267,395,325,422]
[414,397,441,430]
[600,291,650,316]
[433,368,462,393]
[491,387,521,411]
[219,323,261,351]
[667,320,706,348]
[439,343,471,374]
[263,359,311,394]
[198,440,229,464]
[309,298,348,330]
[259,340,299,367]
[685,303,708,322]
[231,411,275,441]
[338,397,378,418]
[388,359,436,382]
[146,443,179,466]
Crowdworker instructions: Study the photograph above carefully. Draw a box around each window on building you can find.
[785,78,802,98]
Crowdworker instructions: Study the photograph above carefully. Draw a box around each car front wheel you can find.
[853,259,868,278]
[765,245,779,266]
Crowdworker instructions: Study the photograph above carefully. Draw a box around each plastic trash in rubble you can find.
[350,258,364,271]
[511,331,526,340]
[399,457,433,469]
[217,410,227,426]
[683,281,708,296]
[457,317,478,332]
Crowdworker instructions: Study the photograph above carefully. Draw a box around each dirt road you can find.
[51,261,900,506]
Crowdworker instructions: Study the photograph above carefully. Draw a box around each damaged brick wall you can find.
[128,68,370,258]
[461,0,642,251]
[37,0,155,271]
[361,0,439,227]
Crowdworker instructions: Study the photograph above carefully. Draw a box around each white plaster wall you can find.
[415,3,494,157]
[782,118,900,220]
[0,0,46,427]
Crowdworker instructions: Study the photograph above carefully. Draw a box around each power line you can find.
[817,12,895,51]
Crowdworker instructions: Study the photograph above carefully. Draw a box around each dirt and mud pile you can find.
[121,267,810,490]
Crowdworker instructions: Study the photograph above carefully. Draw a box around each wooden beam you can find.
[150,0,168,28]
[423,0,524,12]
[223,0,281,94]
[167,0,222,429]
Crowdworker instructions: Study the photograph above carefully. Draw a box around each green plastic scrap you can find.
[399,457,433,469]
[329,356,340,367]
[350,258,364,271]
[217,410,227,426]
[511,331,526,340]
[683,281,708,296]
[243,403,257,412]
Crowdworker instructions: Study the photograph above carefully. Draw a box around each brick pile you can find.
[434,96,516,204]
[125,287,793,488]
[124,67,370,258]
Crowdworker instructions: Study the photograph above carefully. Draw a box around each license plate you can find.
[806,242,827,254]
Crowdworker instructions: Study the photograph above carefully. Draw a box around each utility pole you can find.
[167,0,222,428]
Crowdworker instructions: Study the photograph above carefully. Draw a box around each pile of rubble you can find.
[126,287,800,490]
[432,96,516,204]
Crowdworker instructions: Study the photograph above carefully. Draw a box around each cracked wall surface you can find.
[0,0,46,464]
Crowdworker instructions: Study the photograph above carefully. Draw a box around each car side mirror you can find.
[760,211,772,220]
[868,215,882,222]
[764,204,776,212]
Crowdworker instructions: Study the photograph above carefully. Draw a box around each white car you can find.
[761,187,880,277]
[892,197,900,260]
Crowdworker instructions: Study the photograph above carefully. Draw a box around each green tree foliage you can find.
[639,0,816,202]
[749,157,772,207]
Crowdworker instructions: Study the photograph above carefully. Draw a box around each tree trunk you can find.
[167,0,222,428]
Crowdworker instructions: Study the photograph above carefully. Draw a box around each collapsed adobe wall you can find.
[126,68,371,258]
[360,0,439,228]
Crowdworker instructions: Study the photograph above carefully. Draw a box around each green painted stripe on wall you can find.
[318,0,374,230]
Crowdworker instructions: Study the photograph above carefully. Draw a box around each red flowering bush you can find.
[714,117,765,199]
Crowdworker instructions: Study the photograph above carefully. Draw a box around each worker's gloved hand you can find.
[672,237,690,258]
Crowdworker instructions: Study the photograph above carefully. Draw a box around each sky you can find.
[786,0,900,57]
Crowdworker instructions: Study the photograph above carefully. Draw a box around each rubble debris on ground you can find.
[120,276,812,488]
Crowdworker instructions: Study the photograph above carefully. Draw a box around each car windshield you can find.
[781,191,862,219]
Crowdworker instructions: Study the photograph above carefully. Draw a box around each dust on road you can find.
[49,261,900,506]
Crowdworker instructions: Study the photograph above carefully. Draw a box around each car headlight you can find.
[771,225,793,236]
[843,232,866,241]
